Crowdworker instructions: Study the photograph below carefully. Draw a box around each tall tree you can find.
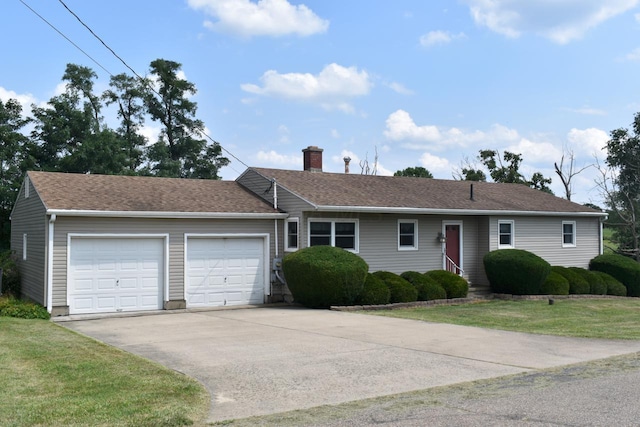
[103,73,148,172]
[453,157,487,181]
[0,99,31,249]
[144,59,228,178]
[394,166,433,178]
[599,113,640,259]
[554,148,591,201]
[478,149,553,193]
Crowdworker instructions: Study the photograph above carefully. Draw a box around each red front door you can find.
[445,224,461,274]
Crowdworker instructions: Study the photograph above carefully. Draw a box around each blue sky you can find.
[3,0,640,204]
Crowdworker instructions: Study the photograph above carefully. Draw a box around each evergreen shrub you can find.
[590,271,627,296]
[400,271,446,301]
[551,266,590,294]
[423,270,468,298]
[590,254,640,296]
[0,251,21,297]
[569,267,606,295]
[282,246,368,308]
[356,273,390,305]
[483,249,550,295]
[539,271,570,295]
[372,271,418,303]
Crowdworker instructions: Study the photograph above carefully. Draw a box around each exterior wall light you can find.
[437,232,446,244]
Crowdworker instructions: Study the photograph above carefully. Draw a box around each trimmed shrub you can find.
[282,246,368,308]
[483,249,551,295]
[423,270,469,299]
[372,271,418,303]
[0,251,21,297]
[590,254,640,297]
[590,271,627,297]
[539,271,570,295]
[551,266,590,295]
[569,267,606,295]
[400,271,446,301]
[0,296,50,319]
[355,273,390,305]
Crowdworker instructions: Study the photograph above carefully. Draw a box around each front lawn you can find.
[0,318,209,427]
[365,299,640,340]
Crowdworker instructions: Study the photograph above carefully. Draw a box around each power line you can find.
[55,0,250,170]
[19,0,113,76]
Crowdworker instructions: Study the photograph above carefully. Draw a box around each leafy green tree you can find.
[460,168,486,181]
[103,73,148,172]
[0,99,31,250]
[144,59,228,178]
[394,166,433,178]
[478,149,553,194]
[601,112,640,259]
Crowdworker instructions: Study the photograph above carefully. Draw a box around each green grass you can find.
[603,227,619,253]
[0,318,209,427]
[365,299,640,340]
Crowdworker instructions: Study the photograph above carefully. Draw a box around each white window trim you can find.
[562,220,577,248]
[22,233,27,260]
[398,219,418,251]
[498,220,515,249]
[307,218,359,253]
[284,217,300,252]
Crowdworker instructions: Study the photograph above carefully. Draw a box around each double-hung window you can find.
[398,220,418,250]
[498,220,514,248]
[284,218,299,252]
[308,219,358,252]
[562,221,576,247]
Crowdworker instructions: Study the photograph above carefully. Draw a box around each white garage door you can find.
[68,237,164,315]
[186,237,266,307]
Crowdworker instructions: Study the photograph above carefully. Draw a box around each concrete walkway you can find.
[60,307,640,423]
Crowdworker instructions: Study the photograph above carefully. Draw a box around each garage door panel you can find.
[69,237,163,314]
[186,237,265,308]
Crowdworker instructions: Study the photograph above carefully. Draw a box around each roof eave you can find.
[313,205,608,217]
[46,209,289,219]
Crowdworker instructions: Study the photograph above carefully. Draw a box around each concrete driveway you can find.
[60,307,640,423]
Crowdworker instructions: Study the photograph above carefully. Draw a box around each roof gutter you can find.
[312,205,608,217]
[46,209,288,219]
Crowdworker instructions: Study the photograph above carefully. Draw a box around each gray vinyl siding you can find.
[51,216,278,309]
[488,216,601,268]
[297,212,483,280]
[475,217,491,285]
[10,178,47,305]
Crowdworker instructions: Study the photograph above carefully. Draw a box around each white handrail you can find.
[444,254,464,275]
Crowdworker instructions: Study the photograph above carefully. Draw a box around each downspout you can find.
[47,214,56,313]
[272,179,287,286]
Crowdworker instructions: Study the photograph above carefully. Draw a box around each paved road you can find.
[59,307,640,424]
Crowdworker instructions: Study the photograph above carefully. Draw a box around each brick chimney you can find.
[302,146,323,172]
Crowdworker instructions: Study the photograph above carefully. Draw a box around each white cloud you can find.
[255,149,300,166]
[384,110,441,142]
[505,138,563,164]
[241,63,371,112]
[564,106,607,115]
[187,0,329,37]
[567,127,609,156]
[388,81,414,95]
[465,0,639,44]
[419,30,466,47]
[623,47,640,61]
[420,152,452,174]
[0,87,38,112]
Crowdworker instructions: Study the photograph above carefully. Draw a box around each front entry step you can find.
[467,284,492,299]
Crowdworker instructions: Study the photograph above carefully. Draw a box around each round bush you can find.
[423,270,469,299]
[590,271,627,296]
[590,254,640,297]
[355,273,390,305]
[551,266,590,294]
[539,271,570,295]
[569,267,606,295]
[282,246,368,308]
[483,249,551,295]
[372,271,418,303]
[400,271,446,301]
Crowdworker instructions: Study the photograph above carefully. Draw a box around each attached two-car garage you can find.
[67,235,269,315]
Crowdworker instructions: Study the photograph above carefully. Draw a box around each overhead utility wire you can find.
[55,0,250,170]
[19,0,113,77]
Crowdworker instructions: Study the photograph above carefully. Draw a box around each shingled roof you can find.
[27,171,282,216]
[249,167,605,216]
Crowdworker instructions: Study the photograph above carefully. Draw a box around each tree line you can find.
[0,58,229,250]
